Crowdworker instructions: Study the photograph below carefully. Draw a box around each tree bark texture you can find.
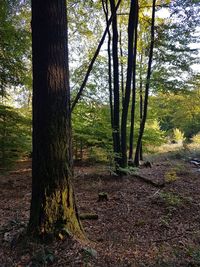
[29,0,84,238]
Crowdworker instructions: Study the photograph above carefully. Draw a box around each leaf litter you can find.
[0,157,200,266]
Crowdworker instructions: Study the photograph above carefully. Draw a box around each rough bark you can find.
[134,0,156,166]
[29,0,84,239]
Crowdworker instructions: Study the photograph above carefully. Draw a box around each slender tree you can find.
[119,18,125,107]
[139,52,144,161]
[129,0,139,161]
[29,0,84,238]
[109,0,121,167]
[102,0,114,133]
[134,0,156,166]
[120,0,137,168]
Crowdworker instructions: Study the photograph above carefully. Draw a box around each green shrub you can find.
[172,128,185,144]
[0,105,31,169]
[192,132,200,144]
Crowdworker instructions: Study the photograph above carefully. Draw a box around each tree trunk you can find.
[129,0,139,161]
[120,0,137,168]
[119,26,124,107]
[134,0,156,166]
[139,53,143,161]
[102,0,114,142]
[1,112,6,168]
[29,0,84,239]
[109,0,121,167]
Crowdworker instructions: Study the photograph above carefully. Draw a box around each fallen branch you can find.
[133,174,165,188]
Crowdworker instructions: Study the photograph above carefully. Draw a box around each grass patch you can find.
[159,192,182,207]
[164,169,178,183]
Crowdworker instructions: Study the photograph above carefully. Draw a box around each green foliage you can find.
[172,128,185,144]
[159,192,182,207]
[0,0,199,167]
[152,88,200,139]
[164,169,178,183]
[72,101,113,161]
[117,166,136,175]
[72,98,167,162]
[141,119,166,149]
[0,0,31,97]
[152,0,200,94]
[192,132,200,144]
[0,104,31,168]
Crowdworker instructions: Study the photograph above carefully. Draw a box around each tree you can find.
[29,0,84,238]
[0,0,31,98]
[109,0,121,168]
[120,0,138,167]
[134,0,156,166]
[128,0,139,162]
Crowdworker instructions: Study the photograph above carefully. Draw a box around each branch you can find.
[71,0,122,112]
[133,174,165,188]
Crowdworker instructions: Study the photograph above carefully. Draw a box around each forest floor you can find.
[1,148,200,267]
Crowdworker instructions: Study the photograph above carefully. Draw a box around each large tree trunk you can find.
[134,0,156,166]
[29,0,84,238]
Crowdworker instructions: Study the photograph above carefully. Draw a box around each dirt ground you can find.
[1,155,200,267]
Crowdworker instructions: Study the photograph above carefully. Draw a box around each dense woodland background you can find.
[1,0,199,170]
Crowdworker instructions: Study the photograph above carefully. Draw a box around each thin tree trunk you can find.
[110,0,121,167]
[102,0,114,132]
[139,52,143,161]
[29,0,84,238]
[129,0,139,161]
[1,112,6,167]
[119,25,124,107]
[120,0,137,168]
[134,0,156,166]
